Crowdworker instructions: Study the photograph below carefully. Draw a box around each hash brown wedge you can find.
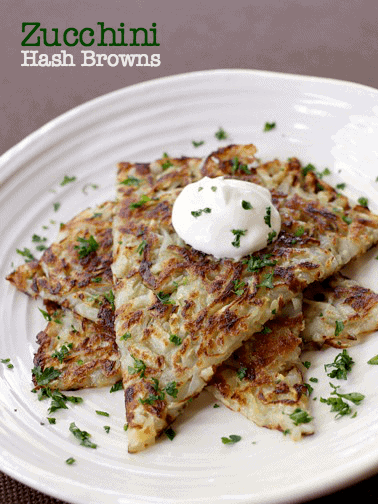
[207,298,314,440]
[112,145,378,452]
[32,302,121,390]
[6,201,115,326]
[302,273,378,349]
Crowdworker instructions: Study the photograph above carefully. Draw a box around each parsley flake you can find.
[74,235,99,258]
[191,207,212,218]
[128,355,146,378]
[16,247,35,263]
[32,366,61,386]
[69,422,97,449]
[60,175,76,186]
[324,349,354,380]
[237,366,247,380]
[215,127,228,140]
[241,200,253,210]
[264,206,272,227]
[357,197,368,208]
[165,427,176,440]
[289,408,313,425]
[120,176,141,186]
[264,122,276,132]
[221,434,241,445]
[169,334,182,346]
[267,230,277,245]
[129,195,151,209]
[231,229,246,248]
[192,140,205,147]
[244,253,277,272]
[257,273,274,289]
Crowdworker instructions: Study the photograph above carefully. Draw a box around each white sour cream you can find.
[172,176,281,260]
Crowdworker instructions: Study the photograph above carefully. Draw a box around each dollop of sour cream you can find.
[172,176,281,260]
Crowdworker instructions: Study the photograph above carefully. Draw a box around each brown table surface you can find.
[1,1,378,503]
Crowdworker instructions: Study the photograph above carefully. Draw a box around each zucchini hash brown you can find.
[7,145,378,451]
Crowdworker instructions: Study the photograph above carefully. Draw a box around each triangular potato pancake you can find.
[7,201,115,326]
[207,297,314,440]
[112,145,378,452]
[302,272,378,349]
[32,301,121,390]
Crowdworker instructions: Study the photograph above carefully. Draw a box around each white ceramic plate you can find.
[1,69,378,504]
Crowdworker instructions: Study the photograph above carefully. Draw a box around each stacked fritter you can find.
[7,145,378,452]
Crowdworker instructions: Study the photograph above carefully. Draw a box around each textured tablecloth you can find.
[1,1,378,503]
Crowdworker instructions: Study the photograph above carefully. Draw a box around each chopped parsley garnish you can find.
[165,381,178,398]
[342,215,352,225]
[109,381,123,393]
[317,168,331,178]
[211,186,217,192]
[264,122,276,132]
[302,361,311,369]
[128,355,146,378]
[38,387,83,414]
[74,235,99,258]
[137,239,147,255]
[191,207,212,218]
[32,234,47,244]
[264,206,272,227]
[165,427,176,440]
[156,291,174,305]
[169,334,182,346]
[65,457,76,465]
[294,226,305,237]
[104,290,115,310]
[32,365,61,386]
[288,408,313,425]
[104,426,110,433]
[324,349,354,380]
[267,230,277,245]
[320,383,364,419]
[301,163,316,177]
[221,434,242,445]
[16,247,35,263]
[215,127,228,140]
[69,422,97,448]
[231,229,246,248]
[367,355,378,365]
[120,332,132,341]
[237,366,247,380]
[139,378,165,405]
[60,175,76,186]
[334,320,344,338]
[53,202,61,212]
[1,358,14,369]
[38,308,52,321]
[261,326,272,334]
[357,197,368,208]
[92,276,102,283]
[129,195,151,209]
[47,417,56,424]
[192,140,205,147]
[241,200,253,210]
[257,273,274,289]
[95,410,110,417]
[162,159,174,171]
[120,176,141,186]
[232,279,246,296]
[231,156,251,174]
[336,183,346,190]
[244,253,277,272]
[52,343,73,363]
